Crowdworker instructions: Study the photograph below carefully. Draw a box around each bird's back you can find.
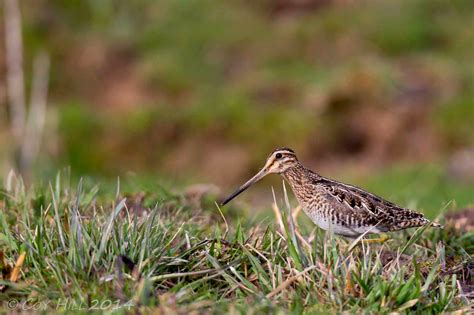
[284,166,436,237]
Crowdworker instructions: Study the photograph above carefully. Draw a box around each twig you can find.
[266,265,317,298]
[20,52,50,173]
[4,0,26,143]
[4,0,50,177]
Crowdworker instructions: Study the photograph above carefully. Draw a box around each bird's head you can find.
[221,148,298,205]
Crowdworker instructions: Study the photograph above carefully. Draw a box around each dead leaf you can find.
[10,252,26,282]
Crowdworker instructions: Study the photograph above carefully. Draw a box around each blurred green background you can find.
[1,0,473,213]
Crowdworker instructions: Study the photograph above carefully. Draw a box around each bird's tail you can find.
[396,215,443,230]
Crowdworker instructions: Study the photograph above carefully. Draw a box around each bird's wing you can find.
[315,177,428,230]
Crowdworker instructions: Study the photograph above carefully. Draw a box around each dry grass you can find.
[0,173,472,313]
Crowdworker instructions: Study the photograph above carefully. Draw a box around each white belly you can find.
[302,207,381,237]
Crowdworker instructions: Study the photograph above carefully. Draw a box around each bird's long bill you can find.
[221,168,268,206]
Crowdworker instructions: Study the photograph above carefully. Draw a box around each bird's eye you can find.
[275,153,282,159]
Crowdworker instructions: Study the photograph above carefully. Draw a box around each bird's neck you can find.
[282,162,318,190]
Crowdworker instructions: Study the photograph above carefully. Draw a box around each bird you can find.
[221,147,441,239]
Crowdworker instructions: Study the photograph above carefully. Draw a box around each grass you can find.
[0,172,472,313]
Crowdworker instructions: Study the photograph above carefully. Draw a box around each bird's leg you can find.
[362,233,389,244]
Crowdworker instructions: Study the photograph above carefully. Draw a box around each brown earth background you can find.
[0,0,473,195]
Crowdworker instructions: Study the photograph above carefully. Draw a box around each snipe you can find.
[221,148,441,238]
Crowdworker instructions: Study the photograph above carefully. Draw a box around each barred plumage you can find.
[222,147,441,237]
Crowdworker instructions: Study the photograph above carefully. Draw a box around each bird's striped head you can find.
[221,147,298,205]
[264,147,298,174]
